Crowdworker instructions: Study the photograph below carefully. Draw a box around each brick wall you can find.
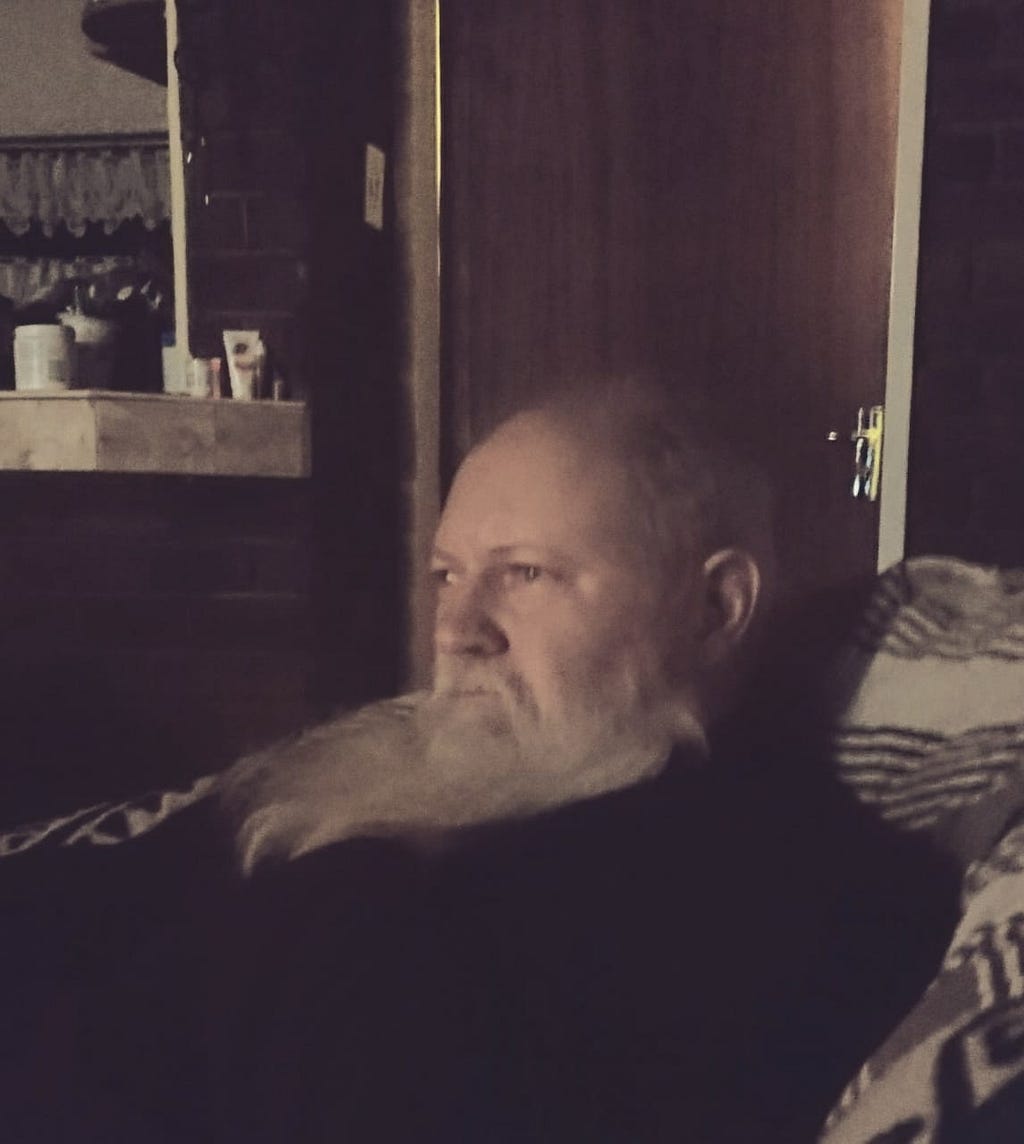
[907,0,1024,565]
[175,0,314,387]
[176,0,406,710]
[0,474,312,821]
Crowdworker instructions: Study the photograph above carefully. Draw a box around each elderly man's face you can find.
[429,411,703,767]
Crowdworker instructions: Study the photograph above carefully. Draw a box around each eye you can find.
[430,566,456,587]
[505,563,544,584]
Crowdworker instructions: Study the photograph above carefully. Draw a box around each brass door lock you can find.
[827,405,884,502]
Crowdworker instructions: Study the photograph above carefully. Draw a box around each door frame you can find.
[878,0,931,572]
[396,0,442,688]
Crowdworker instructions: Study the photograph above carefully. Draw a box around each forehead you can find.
[435,412,636,558]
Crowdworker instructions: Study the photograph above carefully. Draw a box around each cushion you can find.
[819,556,1024,1143]
[827,555,1024,858]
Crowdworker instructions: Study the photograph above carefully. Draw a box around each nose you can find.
[434,581,509,658]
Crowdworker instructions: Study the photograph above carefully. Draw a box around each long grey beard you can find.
[219,688,705,876]
[219,694,427,875]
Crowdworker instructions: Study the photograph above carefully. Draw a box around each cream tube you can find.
[223,330,266,400]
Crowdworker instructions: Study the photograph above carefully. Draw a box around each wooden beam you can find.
[0,392,310,478]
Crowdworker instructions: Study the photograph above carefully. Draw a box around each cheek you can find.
[577,595,683,692]
[498,571,667,678]
[510,605,658,694]
[498,610,592,690]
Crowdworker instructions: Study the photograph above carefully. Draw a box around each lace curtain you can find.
[0,143,170,237]
[0,255,141,309]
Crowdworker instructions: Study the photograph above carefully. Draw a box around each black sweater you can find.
[0,746,958,1143]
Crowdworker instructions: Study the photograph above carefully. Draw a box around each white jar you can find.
[13,324,75,391]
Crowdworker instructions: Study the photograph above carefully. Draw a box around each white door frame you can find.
[878,0,932,571]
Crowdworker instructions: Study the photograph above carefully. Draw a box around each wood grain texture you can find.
[441,0,904,598]
[0,397,97,470]
[0,392,310,478]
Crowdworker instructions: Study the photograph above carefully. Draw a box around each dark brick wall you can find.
[907,0,1024,565]
[175,0,316,387]
[0,474,312,821]
[176,0,406,712]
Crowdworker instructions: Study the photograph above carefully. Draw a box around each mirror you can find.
[0,0,172,391]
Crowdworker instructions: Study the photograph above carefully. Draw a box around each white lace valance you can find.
[0,142,170,237]
[0,255,142,309]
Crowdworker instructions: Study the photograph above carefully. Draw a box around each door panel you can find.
[441,0,904,604]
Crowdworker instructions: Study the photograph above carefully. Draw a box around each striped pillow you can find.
[828,556,1024,849]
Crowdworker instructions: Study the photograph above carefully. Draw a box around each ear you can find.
[697,547,762,667]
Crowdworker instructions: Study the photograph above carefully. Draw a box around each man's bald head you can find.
[528,378,776,601]
[219,378,771,872]
[434,379,771,735]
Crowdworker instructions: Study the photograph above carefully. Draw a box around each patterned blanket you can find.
[0,772,217,859]
[820,556,1024,1144]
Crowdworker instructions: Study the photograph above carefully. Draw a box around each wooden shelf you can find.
[0,391,310,478]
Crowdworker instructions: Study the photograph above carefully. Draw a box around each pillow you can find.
[819,556,1024,1143]
[827,555,1024,857]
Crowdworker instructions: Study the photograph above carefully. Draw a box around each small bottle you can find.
[161,330,186,394]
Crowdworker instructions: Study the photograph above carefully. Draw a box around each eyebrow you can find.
[430,544,574,566]
[488,545,573,564]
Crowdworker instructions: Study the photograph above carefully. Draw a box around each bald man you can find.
[224,382,767,869]
[199,382,809,1144]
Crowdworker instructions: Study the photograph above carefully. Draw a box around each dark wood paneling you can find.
[441,0,902,599]
[905,0,1024,568]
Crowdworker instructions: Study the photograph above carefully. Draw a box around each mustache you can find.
[432,664,539,719]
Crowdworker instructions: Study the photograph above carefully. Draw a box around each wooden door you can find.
[440,0,908,610]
